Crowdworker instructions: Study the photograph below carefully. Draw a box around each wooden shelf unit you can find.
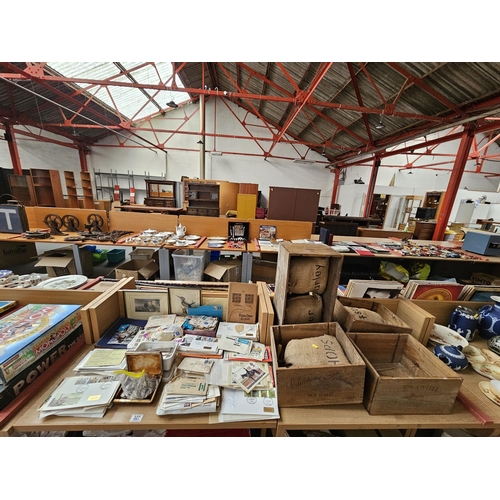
[185,181,220,217]
[80,172,95,209]
[8,174,37,206]
[29,168,65,207]
[144,179,176,208]
[64,171,79,209]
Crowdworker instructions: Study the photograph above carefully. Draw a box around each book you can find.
[38,374,121,418]
[94,318,147,349]
[0,304,82,384]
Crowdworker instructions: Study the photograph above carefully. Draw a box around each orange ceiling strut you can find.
[432,124,476,241]
[363,157,381,218]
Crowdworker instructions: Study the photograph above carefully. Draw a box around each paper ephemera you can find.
[216,322,259,341]
[164,376,208,396]
[217,335,252,355]
[178,357,215,374]
[233,361,270,393]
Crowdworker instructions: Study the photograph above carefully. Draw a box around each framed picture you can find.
[123,290,170,320]
[169,287,202,315]
[345,279,404,299]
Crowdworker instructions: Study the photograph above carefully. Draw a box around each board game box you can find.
[0,304,82,384]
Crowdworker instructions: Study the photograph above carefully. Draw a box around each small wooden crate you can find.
[271,322,366,407]
[333,297,433,342]
[273,242,344,325]
[349,332,463,415]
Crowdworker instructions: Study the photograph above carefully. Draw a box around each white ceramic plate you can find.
[208,236,227,240]
[470,362,500,380]
[479,381,500,406]
[185,235,200,240]
[429,324,469,348]
[38,275,88,290]
[174,241,188,246]
[207,243,224,248]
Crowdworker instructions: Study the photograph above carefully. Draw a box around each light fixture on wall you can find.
[166,100,178,108]
[197,140,204,145]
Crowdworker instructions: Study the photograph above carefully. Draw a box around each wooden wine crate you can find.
[271,322,366,407]
[333,297,433,344]
[273,242,344,325]
[349,332,463,415]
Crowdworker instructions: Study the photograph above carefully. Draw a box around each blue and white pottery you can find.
[448,305,479,342]
[478,296,500,340]
[433,344,469,371]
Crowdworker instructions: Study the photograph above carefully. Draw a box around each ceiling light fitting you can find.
[166,100,179,108]
[197,140,204,145]
[375,119,385,130]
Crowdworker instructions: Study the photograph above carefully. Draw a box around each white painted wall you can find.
[2,98,500,220]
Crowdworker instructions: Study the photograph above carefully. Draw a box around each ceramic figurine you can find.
[448,305,479,342]
[433,344,469,371]
[477,296,500,340]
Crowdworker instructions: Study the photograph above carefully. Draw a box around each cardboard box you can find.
[227,282,258,324]
[273,242,344,325]
[271,322,366,407]
[471,272,500,286]
[35,246,93,277]
[251,258,277,284]
[204,259,242,282]
[112,259,159,280]
[349,332,463,415]
[0,241,37,267]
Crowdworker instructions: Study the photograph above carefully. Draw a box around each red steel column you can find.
[362,157,380,217]
[78,145,89,172]
[432,125,476,241]
[4,121,23,175]
[330,167,341,206]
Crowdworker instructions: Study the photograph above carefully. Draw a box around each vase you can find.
[448,305,479,342]
[478,296,500,340]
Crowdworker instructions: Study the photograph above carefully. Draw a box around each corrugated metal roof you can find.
[2,62,500,164]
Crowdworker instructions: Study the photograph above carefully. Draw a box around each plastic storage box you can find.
[107,248,126,263]
[172,249,209,281]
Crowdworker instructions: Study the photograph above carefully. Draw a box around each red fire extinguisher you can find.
[113,184,120,201]
[130,187,136,204]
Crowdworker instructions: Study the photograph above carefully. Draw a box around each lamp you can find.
[197,140,204,145]
[321,147,327,157]
[375,119,385,130]
[166,100,178,108]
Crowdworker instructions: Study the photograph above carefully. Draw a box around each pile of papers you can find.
[38,375,121,419]
[74,349,127,373]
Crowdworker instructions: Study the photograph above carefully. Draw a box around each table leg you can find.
[71,244,83,275]
[242,252,253,282]
[158,248,171,280]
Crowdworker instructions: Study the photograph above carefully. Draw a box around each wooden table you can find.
[8,346,277,435]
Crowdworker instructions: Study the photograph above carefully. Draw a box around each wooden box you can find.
[273,242,344,325]
[349,333,463,415]
[333,297,425,337]
[271,322,366,407]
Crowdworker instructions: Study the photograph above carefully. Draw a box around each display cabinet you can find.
[144,180,176,207]
[186,181,220,217]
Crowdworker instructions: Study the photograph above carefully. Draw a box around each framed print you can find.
[169,287,202,315]
[123,290,170,320]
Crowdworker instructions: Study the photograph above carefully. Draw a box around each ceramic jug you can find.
[448,305,479,342]
[478,296,500,340]
[433,344,469,371]
[175,222,186,238]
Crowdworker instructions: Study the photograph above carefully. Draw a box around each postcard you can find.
[178,357,215,374]
[233,361,270,393]
[218,335,253,355]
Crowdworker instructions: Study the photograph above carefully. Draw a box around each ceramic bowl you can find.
[430,324,469,348]
[470,362,500,380]
[462,345,486,364]
[490,380,500,399]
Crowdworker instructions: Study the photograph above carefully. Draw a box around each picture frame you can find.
[168,287,202,315]
[123,290,170,320]
[345,279,404,299]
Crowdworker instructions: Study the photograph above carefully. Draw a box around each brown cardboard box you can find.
[271,322,366,407]
[0,241,37,267]
[251,258,277,284]
[349,332,463,415]
[130,249,158,261]
[35,246,93,277]
[112,259,159,280]
[227,282,258,324]
[204,259,242,282]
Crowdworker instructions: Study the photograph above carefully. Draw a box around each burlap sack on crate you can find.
[287,257,330,295]
[284,335,349,367]
[284,293,323,324]
[346,306,386,324]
